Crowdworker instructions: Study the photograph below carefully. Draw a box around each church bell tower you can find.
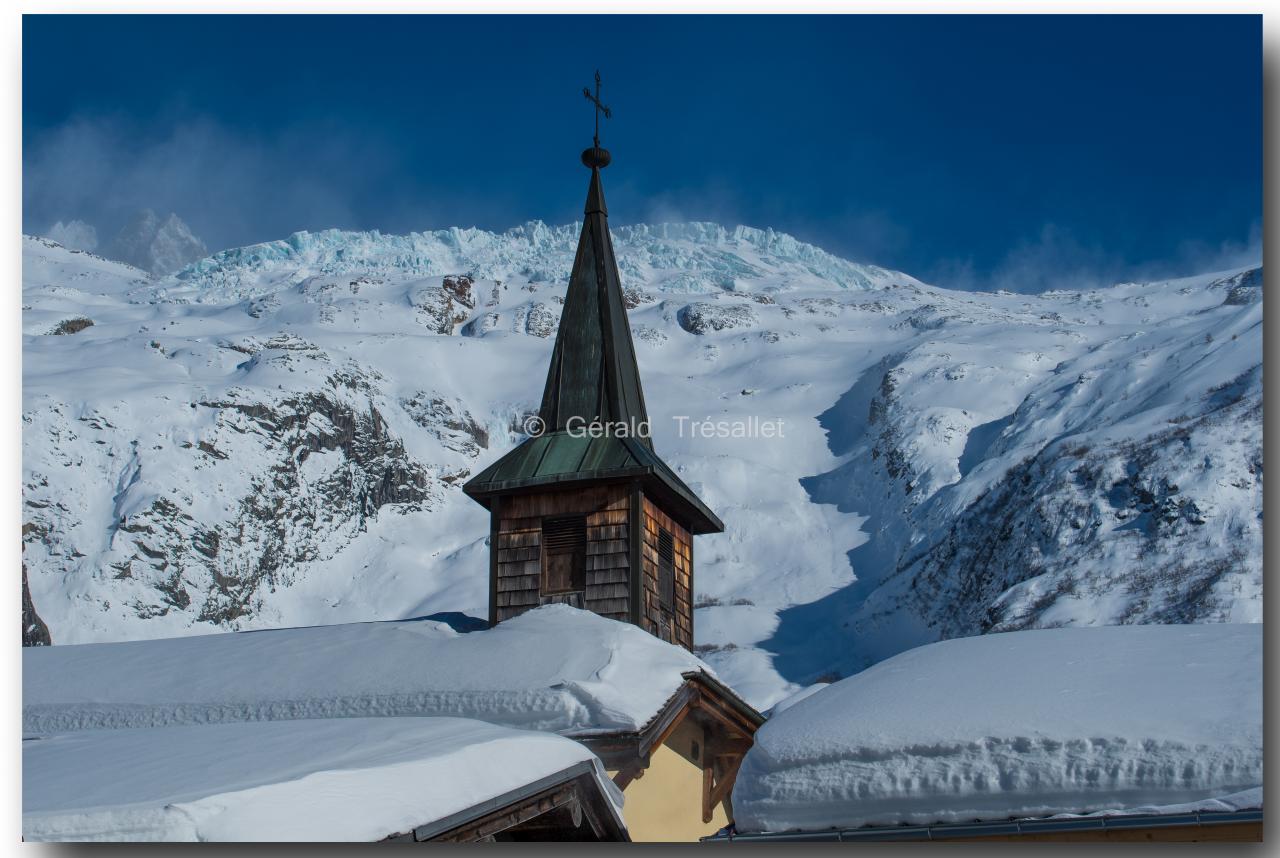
[463,74,723,649]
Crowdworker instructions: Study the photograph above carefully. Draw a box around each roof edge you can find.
[708,809,1264,843]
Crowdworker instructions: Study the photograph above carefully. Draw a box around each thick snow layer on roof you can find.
[23,716,622,842]
[733,624,1261,833]
[1051,786,1262,820]
[24,605,708,736]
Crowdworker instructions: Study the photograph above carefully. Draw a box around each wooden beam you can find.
[707,757,739,814]
[628,481,642,627]
[686,532,695,650]
[691,690,760,739]
[488,497,500,628]
[611,762,645,791]
[575,794,611,841]
[431,782,577,842]
[701,760,716,824]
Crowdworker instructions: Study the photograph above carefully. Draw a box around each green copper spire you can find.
[537,166,651,446]
[462,86,722,536]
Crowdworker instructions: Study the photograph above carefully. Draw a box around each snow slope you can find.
[23,716,622,841]
[732,623,1262,833]
[21,224,1263,709]
[23,604,708,736]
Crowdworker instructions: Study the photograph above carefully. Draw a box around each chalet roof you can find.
[730,624,1262,836]
[23,715,627,842]
[463,163,723,535]
[22,605,753,739]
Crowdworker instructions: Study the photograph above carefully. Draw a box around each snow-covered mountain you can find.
[44,219,98,252]
[103,210,208,276]
[21,225,1262,709]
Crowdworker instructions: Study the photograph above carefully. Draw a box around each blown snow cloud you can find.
[23,115,376,253]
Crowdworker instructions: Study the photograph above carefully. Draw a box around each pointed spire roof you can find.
[464,145,722,535]
[537,165,651,447]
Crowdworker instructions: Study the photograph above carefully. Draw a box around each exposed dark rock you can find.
[676,302,758,334]
[22,563,51,646]
[519,303,558,338]
[412,277,476,335]
[622,285,653,309]
[401,393,489,455]
[50,318,93,335]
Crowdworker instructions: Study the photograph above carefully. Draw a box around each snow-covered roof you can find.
[732,623,1262,834]
[23,716,623,842]
[23,605,709,737]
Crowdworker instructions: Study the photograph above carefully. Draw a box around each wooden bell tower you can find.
[463,82,723,650]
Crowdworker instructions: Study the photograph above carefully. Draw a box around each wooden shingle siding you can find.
[587,553,629,571]
[498,532,540,549]
[588,524,628,541]
[587,539,628,556]
[496,589,540,608]
[585,582,630,600]
[589,566,629,585]
[583,494,630,616]
[640,495,693,649]
[497,574,540,593]
[499,485,627,519]
[497,546,539,563]
[493,484,631,624]
[489,485,694,644]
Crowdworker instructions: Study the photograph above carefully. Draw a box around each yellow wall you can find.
[608,744,729,843]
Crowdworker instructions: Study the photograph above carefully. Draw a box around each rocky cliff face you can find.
[21,228,1262,708]
[791,270,1263,678]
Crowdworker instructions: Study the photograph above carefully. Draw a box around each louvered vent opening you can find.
[542,515,586,594]
[658,528,675,612]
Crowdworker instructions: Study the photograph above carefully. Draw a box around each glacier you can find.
[20,225,1262,710]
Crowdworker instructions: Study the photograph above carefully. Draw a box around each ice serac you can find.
[104,209,208,275]
[168,221,918,304]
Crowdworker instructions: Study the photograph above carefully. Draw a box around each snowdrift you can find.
[23,604,708,736]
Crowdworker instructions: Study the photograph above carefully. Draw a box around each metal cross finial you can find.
[583,70,612,148]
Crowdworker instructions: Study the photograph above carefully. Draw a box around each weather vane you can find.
[583,70,612,149]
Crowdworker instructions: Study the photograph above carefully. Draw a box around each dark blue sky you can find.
[23,15,1261,290]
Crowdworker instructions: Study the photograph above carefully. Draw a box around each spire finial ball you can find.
[581,147,611,169]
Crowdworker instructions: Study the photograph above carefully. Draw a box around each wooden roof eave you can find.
[464,459,724,535]
[575,671,763,769]
[390,759,630,843]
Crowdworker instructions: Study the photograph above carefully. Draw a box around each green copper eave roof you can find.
[462,431,724,535]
